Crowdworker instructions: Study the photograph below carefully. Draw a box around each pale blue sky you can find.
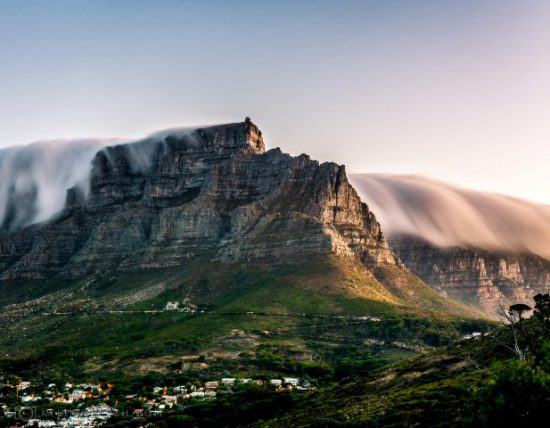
[1,0,549,203]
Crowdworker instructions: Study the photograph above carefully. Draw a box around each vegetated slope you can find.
[0,254,488,380]
[253,294,550,428]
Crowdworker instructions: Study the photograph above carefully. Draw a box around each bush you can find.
[466,359,550,426]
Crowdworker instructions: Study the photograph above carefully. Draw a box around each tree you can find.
[508,303,532,322]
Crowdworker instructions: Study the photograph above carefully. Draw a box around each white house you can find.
[270,379,282,387]
[164,301,180,311]
[69,389,87,401]
[283,377,299,386]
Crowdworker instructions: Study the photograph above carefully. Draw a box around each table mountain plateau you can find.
[0,119,469,317]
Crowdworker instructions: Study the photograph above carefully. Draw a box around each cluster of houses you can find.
[22,405,117,427]
[141,376,312,409]
[5,381,111,405]
[1,375,313,426]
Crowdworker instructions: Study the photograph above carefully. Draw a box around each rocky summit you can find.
[0,119,400,283]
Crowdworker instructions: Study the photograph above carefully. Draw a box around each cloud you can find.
[349,174,550,259]
[0,139,118,230]
[0,126,205,230]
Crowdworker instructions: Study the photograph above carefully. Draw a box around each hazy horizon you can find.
[1,0,549,203]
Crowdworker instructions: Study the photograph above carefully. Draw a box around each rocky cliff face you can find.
[0,120,398,281]
[389,235,550,314]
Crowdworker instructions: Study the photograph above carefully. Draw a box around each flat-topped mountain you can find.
[0,119,490,386]
[0,119,471,320]
[1,120,393,279]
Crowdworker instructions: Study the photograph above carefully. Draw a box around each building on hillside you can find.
[205,381,219,389]
[164,301,179,311]
[17,381,31,390]
[283,377,299,387]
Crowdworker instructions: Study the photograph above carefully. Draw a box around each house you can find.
[164,301,180,311]
[17,381,31,390]
[27,419,57,427]
[164,395,178,405]
[205,390,217,398]
[221,378,236,386]
[181,298,197,313]
[21,395,41,402]
[240,378,251,384]
[205,381,219,389]
[190,391,205,398]
[270,379,282,387]
[283,377,299,387]
[54,396,73,404]
[69,389,87,401]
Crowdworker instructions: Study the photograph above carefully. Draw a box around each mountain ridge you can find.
[0,120,473,320]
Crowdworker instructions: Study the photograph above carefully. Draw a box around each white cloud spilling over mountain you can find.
[0,127,207,231]
[0,139,117,230]
[349,174,550,260]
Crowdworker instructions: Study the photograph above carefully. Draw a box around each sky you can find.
[0,0,549,204]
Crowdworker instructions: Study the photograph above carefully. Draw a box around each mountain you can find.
[0,119,485,382]
[350,174,550,315]
[0,124,545,427]
[1,119,398,281]
[0,119,458,312]
[388,235,550,315]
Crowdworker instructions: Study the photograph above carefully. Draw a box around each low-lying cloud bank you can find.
[349,174,550,260]
[0,139,113,230]
[0,126,209,231]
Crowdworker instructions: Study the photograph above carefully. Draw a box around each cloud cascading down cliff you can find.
[349,174,550,260]
[0,139,111,230]
[0,127,206,231]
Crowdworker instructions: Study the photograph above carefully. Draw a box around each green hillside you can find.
[85,294,546,427]
[0,255,488,381]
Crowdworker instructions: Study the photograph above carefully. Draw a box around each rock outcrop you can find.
[389,235,550,314]
[0,120,398,281]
